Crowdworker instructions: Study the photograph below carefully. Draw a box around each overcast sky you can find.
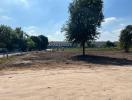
[0,0,132,41]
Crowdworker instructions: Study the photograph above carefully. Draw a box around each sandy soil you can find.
[0,65,132,100]
[0,51,132,100]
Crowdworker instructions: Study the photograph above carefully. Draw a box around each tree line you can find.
[0,25,48,52]
[1,0,132,54]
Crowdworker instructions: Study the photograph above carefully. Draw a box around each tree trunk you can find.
[124,45,129,53]
[125,47,129,53]
[6,52,8,59]
[82,42,85,56]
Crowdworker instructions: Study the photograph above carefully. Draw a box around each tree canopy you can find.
[0,25,14,50]
[62,0,104,55]
[120,25,132,52]
[39,35,49,50]
[0,25,49,52]
[30,35,48,50]
[104,41,116,48]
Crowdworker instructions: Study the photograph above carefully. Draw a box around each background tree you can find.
[119,25,132,52]
[26,37,35,51]
[0,25,14,51]
[14,27,28,51]
[104,41,116,48]
[0,24,49,53]
[30,36,41,50]
[30,35,49,50]
[62,0,104,55]
[38,35,49,50]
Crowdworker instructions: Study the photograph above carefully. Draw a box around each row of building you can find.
[48,41,112,48]
[48,41,72,48]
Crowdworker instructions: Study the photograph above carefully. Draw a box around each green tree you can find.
[119,25,132,52]
[38,35,49,50]
[62,0,104,55]
[104,41,116,48]
[30,36,41,50]
[26,37,35,51]
[0,24,49,52]
[0,25,14,51]
[14,27,28,51]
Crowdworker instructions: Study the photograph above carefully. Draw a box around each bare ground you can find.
[0,51,132,100]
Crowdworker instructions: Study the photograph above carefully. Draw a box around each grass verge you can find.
[64,47,121,52]
[0,56,16,64]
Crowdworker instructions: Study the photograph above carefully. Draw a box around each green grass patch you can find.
[86,47,121,51]
[64,47,121,52]
[64,48,82,52]
[0,56,16,64]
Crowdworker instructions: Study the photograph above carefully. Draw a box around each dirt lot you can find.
[0,51,132,100]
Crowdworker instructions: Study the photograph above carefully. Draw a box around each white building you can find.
[48,41,72,48]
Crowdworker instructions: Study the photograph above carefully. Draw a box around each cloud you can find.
[1,0,30,9]
[0,8,4,13]
[54,30,61,35]
[23,26,42,36]
[47,35,58,41]
[47,30,64,41]
[0,15,12,21]
[97,16,131,41]
[99,23,125,41]
[102,17,117,25]
[19,0,30,8]
[112,28,123,35]
[98,30,119,42]
[12,0,30,8]
[23,26,64,41]
[42,21,65,41]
